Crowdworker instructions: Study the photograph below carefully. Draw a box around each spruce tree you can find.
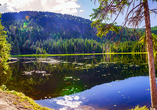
[0,13,11,85]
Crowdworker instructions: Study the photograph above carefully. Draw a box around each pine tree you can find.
[91,0,157,108]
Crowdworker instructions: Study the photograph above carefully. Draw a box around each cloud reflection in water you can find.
[54,96,81,108]
[35,76,151,110]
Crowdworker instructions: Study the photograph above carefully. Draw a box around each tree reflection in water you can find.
[5,54,152,101]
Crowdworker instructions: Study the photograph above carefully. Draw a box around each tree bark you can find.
[143,0,157,108]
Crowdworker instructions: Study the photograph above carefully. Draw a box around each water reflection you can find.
[5,54,156,109]
[36,76,151,110]
[0,62,12,86]
[54,96,82,108]
[78,76,151,110]
[6,55,149,99]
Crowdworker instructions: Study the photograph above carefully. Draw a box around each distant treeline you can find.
[9,38,102,54]
[8,36,145,54]
[107,41,145,52]
[1,11,157,54]
[20,38,103,54]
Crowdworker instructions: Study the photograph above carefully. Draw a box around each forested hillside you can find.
[1,11,157,54]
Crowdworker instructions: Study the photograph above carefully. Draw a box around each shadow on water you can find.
[5,53,157,109]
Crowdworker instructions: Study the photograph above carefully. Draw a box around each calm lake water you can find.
[5,54,157,110]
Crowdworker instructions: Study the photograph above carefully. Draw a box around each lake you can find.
[4,54,157,110]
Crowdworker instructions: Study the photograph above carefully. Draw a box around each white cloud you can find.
[0,0,82,15]
[80,10,84,12]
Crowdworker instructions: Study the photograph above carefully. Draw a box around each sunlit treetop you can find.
[90,0,157,38]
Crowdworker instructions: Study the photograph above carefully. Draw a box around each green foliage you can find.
[139,33,157,51]
[36,47,47,54]
[151,26,157,34]
[12,38,103,54]
[139,36,146,45]
[91,21,121,37]
[131,105,149,110]
[106,41,145,53]
[90,0,128,37]
[1,11,157,54]
[0,85,7,91]
[1,11,148,55]
[0,13,11,86]
[0,18,11,65]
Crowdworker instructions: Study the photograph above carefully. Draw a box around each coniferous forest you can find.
[1,11,157,55]
[1,9,157,110]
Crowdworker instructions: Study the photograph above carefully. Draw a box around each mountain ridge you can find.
[1,11,157,54]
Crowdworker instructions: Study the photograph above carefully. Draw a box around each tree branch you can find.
[125,2,143,24]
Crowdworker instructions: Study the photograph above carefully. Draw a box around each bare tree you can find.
[90,0,157,109]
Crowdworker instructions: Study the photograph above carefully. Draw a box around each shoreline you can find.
[0,88,52,110]
[0,87,149,110]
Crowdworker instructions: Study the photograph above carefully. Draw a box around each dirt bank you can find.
[0,89,52,110]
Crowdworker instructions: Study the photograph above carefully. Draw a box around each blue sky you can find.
[0,0,157,27]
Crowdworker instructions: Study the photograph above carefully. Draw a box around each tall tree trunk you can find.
[143,0,157,109]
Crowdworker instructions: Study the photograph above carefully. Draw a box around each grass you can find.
[131,105,149,110]
[9,91,52,110]
[0,86,52,110]
[11,52,148,57]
